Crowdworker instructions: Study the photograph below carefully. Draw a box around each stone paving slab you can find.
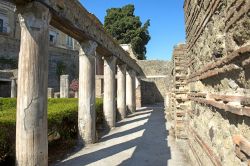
[56,107,189,166]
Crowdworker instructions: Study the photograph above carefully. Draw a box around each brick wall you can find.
[179,0,250,165]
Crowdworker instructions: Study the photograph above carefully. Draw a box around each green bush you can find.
[0,98,103,163]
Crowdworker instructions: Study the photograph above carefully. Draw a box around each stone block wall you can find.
[0,35,20,69]
[140,80,157,105]
[182,0,250,165]
[137,60,173,105]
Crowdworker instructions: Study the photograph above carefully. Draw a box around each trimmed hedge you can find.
[0,98,103,163]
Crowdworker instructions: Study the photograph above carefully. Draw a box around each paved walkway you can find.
[56,107,189,166]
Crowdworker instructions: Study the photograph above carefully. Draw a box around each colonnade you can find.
[15,2,138,165]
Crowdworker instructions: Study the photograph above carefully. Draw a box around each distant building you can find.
[120,44,138,60]
[0,1,77,50]
[0,1,80,97]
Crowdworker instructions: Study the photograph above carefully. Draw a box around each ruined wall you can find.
[137,60,173,105]
[167,44,189,139]
[182,0,250,165]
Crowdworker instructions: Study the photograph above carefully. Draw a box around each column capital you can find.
[104,56,117,68]
[79,40,98,56]
[118,63,127,68]
[117,63,127,75]
[136,76,141,81]
[127,68,136,76]
[17,2,51,30]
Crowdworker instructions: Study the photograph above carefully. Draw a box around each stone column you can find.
[135,77,142,108]
[78,41,97,145]
[11,79,17,98]
[117,64,127,120]
[48,88,54,98]
[126,69,136,113]
[16,2,50,166]
[60,75,69,98]
[103,56,117,128]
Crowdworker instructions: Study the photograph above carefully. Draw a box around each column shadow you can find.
[57,107,171,166]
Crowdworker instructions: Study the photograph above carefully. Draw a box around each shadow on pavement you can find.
[57,106,171,166]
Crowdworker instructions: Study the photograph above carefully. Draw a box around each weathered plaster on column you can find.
[117,64,127,120]
[16,2,51,166]
[104,56,117,128]
[126,69,136,113]
[78,40,97,145]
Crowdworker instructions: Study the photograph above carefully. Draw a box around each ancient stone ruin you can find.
[0,0,249,165]
[167,0,250,165]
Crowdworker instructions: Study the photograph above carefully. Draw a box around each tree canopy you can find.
[104,4,151,60]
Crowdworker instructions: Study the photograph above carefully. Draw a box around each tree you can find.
[104,4,151,60]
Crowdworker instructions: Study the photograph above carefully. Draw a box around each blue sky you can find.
[80,0,186,60]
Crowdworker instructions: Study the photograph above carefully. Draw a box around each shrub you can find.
[0,98,103,163]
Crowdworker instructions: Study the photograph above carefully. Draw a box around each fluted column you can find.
[126,69,136,113]
[117,64,127,120]
[103,56,117,128]
[78,41,97,145]
[16,2,51,165]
